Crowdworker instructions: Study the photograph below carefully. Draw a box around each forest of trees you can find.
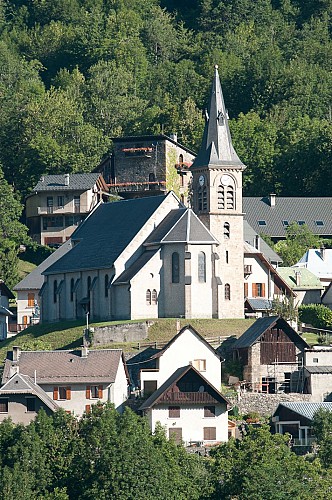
[0,404,331,499]
[0,0,331,284]
[0,0,331,199]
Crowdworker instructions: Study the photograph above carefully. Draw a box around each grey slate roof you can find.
[32,173,102,192]
[245,298,272,311]
[139,365,229,411]
[192,66,245,170]
[13,240,72,291]
[304,366,332,374]
[274,402,332,421]
[243,197,332,238]
[232,316,309,350]
[244,220,282,263]
[0,281,15,299]
[0,372,59,412]
[2,349,124,385]
[43,195,170,274]
[112,250,159,285]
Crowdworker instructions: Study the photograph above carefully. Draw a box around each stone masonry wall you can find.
[89,322,150,346]
[228,392,312,417]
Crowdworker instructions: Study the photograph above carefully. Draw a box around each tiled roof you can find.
[243,197,332,238]
[275,402,332,421]
[139,365,229,411]
[13,240,72,291]
[277,267,323,290]
[232,316,309,350]
[2,349,124,385]
[243,220,282,263]
[0,372,59,412]
[32,173,102,192]
[43,195,169,274]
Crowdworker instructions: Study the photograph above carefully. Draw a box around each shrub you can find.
[299,304,332,329]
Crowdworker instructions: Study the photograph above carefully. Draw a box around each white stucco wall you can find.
[140,327,222,393]
[147,403,228,445]
[129,250,162,319]
[304,349,332,366]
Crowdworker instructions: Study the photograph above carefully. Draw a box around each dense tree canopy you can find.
[0,0,330,198]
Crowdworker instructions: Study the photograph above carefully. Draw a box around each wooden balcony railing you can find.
[244,265,252,275]
[159,392,217,404]
[109,181,166,193]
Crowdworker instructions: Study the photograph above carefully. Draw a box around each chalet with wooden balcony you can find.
[25,173,108,246]
[139,365,230,445]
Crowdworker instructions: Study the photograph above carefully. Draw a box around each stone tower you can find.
[191,65,246,318]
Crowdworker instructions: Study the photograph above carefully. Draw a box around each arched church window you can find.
[225,283,231,300]
[224,222,230,239]
[87,276,91,293]
[149,173,155,190]
[198,252,206,283]
[146,289,151,305]
[172,252,180,283]
[152,289,158,304]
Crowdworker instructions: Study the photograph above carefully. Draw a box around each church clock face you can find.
[198,175,205,187]
[221,174,232,186]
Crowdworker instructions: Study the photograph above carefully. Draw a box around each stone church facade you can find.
[40,67,246,322]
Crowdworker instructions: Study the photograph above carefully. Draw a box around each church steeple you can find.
[192,65,245,170]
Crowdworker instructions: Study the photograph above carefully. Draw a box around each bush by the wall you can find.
[299,304,332,329]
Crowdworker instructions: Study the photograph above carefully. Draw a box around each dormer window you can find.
[315,221,324,226]
[282,220,289,227]
[258,220,266,226]
[298,221,305,225]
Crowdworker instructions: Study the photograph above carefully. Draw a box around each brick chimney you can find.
[64,173,70,186]
[320,244,325,260]
[81,346,88,358]
[295,270,301,286]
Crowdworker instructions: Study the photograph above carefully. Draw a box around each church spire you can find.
[192,65,245,170]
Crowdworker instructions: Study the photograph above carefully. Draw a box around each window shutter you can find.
[85,405,91,413]
[98,385,103,399]
[262,283,266,297]
[244,282,248,297]
[252,283,257,296]
[66,387,71,400]
[53,387,59,400]
[86,386,91,399]
[204,427,216,440]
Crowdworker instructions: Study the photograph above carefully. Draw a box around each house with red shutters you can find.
[0,346,129,423]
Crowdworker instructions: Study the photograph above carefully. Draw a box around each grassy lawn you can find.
[17,259,36,281]
[0,317,256,364]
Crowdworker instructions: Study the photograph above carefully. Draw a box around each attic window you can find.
[298,221,305,225]
[282,220,289,227]
[315,221,324,226]
[258,220,266,226]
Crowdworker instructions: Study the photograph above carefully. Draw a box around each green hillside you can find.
[0,318,256,365]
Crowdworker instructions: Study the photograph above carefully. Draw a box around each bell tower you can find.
[191,65,245,318]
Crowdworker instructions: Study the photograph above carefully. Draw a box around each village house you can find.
[272,402,332,448]
[25,173,108,246]
[243,242,294,318]
[0,346,129,422]
[298,347,332,401]
[232,316,309,393]
[277,267,323,306]
[103,133,195,205]
[293,247,332,291]
[139,365,230,446]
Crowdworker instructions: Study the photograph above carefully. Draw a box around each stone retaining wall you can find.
[228,392,312,416]
[89,322,151,346]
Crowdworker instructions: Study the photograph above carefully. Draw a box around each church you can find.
[40,66,246,322]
